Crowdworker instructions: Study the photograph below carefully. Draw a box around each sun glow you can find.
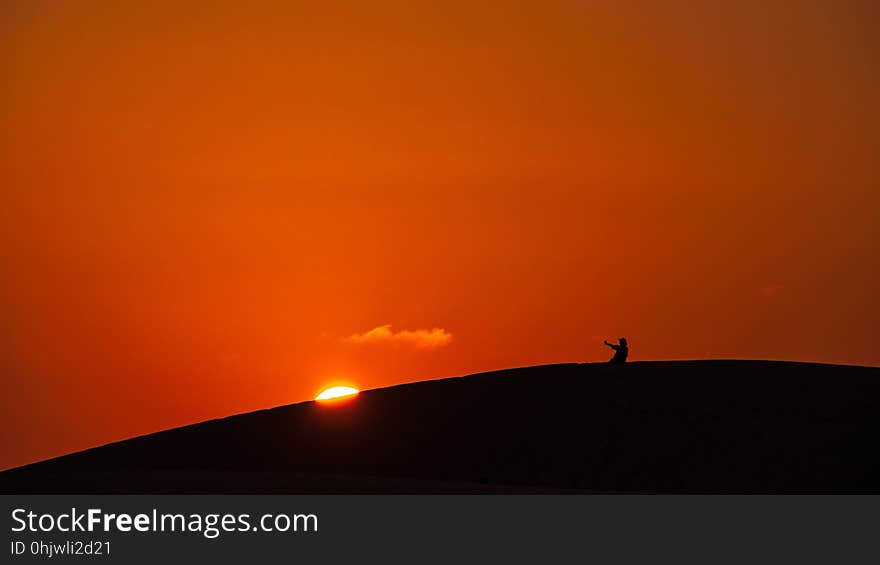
[315,385,359,401]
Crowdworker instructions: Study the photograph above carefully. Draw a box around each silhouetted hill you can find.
[2,361,878,493]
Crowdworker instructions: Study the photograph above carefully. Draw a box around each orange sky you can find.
[2,1,878,470]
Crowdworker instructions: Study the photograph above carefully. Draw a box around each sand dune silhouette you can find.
[2,361,878,493]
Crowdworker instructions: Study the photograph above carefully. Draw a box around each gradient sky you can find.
[2,1,878,470]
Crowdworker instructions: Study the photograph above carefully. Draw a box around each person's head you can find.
[619,337,627,345]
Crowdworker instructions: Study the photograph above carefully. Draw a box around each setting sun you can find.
[315,386,360,401]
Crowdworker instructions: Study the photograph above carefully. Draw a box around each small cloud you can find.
[347,324,452,349]
[759,284,784,298]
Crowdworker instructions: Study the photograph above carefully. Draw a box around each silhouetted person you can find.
[604,338,628,364]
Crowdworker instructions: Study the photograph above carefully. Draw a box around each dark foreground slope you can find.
[2,361,878,493]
